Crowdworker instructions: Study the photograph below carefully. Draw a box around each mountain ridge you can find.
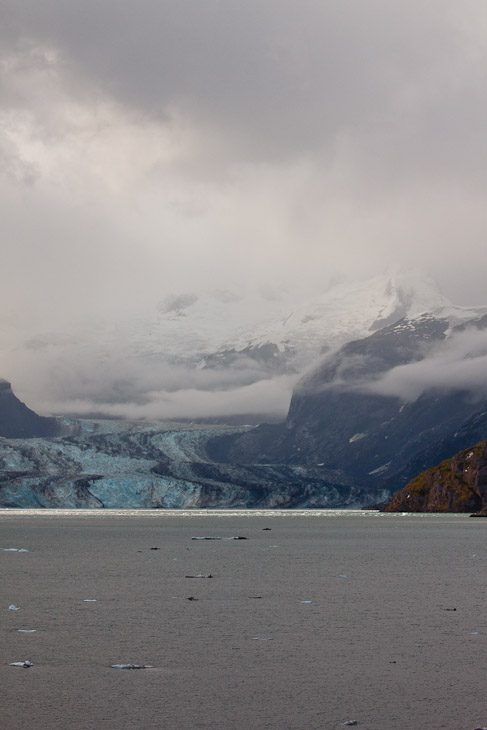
[213,305,487,494]
[0,379,60,439]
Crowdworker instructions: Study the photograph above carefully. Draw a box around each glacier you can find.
[0,419,390,509]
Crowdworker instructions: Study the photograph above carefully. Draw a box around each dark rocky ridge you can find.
[383,441,487,513]
[209,312,487,494]
[0,380,60,439]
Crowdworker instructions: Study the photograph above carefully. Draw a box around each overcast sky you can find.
[2,1,487,415]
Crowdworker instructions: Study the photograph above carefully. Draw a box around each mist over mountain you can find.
[215,304,487,493]
[3,0,487,440]
[2,283,487,509]
[0,270,448,422]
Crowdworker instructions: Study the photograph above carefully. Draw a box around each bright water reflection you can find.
[0,508,469,520]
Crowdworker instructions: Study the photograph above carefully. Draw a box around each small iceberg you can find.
[191,536,248,541]
[8,605,20,611]
[9,661,34,668]
[111,664,154,669]
[17,630,36,633]
[1,548,29,552]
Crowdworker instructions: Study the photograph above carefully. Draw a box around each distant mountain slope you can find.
[383,441,487,513]
[0,379,60,438]
[213,306,487,492]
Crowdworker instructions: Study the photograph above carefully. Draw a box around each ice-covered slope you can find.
[0,418,389,509]
[137,270,449,370]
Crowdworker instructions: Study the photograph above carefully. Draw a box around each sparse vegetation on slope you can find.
[383,441,487,513]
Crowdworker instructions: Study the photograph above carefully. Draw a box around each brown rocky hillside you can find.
[383,440,487,513]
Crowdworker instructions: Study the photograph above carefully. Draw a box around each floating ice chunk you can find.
[343,722,360,727]
[1,548,29,552]
[8,605,20,610]
[300,600,313,604]
[185,574,213,578]
[251,637,273,641]
[338,575,348,578]
[470,631,479,635]
[9,661,33,668]
[368,462,391,475]
[349,432,366,443]
[17,630,36,633]
[111,664,154,669]
[83,599,97,602]
[191,536,247,540]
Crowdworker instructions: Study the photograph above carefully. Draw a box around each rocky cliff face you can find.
[383,441,487,513]
[0,380,60,439]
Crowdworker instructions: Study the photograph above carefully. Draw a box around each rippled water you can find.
[1,506,482,730]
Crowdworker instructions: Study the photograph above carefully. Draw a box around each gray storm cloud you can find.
[364,328,487,402]
[2,1,487,306]
[2,1,487,417]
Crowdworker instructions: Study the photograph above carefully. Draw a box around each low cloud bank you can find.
[4,337,297,421]
[32,375,296,422]
[364,328,487,401]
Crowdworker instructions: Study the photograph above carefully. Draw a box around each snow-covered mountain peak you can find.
[379,268,449,315]
[235,269,450,364]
